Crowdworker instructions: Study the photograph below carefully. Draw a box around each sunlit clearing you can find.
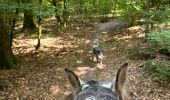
[15,24,23,30]
[96,64,106,69]
[43,28,52,31]
[75,67,92,75]
[130,26,143,30]
[113,26,144,41]
[77,49,84,53]
[85,40,91,44]
[13,39,37,54]
[138,33,145,38]
[44,16,56,21]
[76,67,91,71]
[50,85,60,96]
[76,60,83,64]
[64,91,71,95]
[111,47,116,50]
[75,70,87,76]
[90,30,96,33]
[13,39,37,47]
[76,27,80,30]
[115,35,132,40]
[102,31,108,34]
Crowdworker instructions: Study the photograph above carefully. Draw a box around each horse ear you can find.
[65,68,81,90]
[115,63,128,100]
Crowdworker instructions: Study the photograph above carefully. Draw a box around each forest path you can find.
[0,18,169,100]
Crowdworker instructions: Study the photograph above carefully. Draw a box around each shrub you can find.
[129,29,170,60]
[147,30,170,45]
[143,61,170,82]
[128,42,158,60]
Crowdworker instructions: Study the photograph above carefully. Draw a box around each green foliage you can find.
[143,61,170,82]
[97,0,113,14]
[128,42,158,60]
[151,7,170,23]
[114,0,143,22]
[147,30,170,45]
[0,0,169,29]
[0,1,55,17]
[67,0,113,16]
[129,29,170,60]
[0,0,56,32]
[112,0,170,26]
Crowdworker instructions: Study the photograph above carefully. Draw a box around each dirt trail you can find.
[0,18,170,100]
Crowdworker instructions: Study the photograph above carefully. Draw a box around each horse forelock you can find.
[75,81,119,100]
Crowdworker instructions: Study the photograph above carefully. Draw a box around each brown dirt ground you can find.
[0,17,170,100]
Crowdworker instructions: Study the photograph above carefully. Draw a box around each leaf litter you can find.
[0,17,170,100]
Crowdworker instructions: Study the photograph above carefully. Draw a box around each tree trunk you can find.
[36,16,42,50]
[10,8,19,46]
[145,0,150,36]
[131,14,137,26]
[52,0,62,25]
[23,10,36,29]
[22,0,36,29]
[62,0,67,29]
[0,18,16,69]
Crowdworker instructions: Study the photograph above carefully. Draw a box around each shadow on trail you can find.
[2,18,167,100]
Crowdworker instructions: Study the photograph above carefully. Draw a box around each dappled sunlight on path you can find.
[0,19,169,100]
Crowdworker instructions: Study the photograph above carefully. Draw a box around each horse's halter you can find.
[75,81,119,100]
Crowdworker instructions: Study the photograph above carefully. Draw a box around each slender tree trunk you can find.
[131,14,137,26]
[62,0,67,29]
[36,23,41,50]
[36,15,42,50]
[145,0,150,37]
[35,0,43,50]
[52,0,62,25]
[78,0,83,25]
[0,18,16,69]
[10,8,19,46]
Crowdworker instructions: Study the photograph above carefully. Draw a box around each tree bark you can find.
[145,0,150,36]
[22,0,36,29]
[23,10,36,29]
[0,18,16,69]
[10,8,19,46]
[52,0,62,25]
[35,24,41,50]
[35,0,43,50]
[62,0,67,28]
